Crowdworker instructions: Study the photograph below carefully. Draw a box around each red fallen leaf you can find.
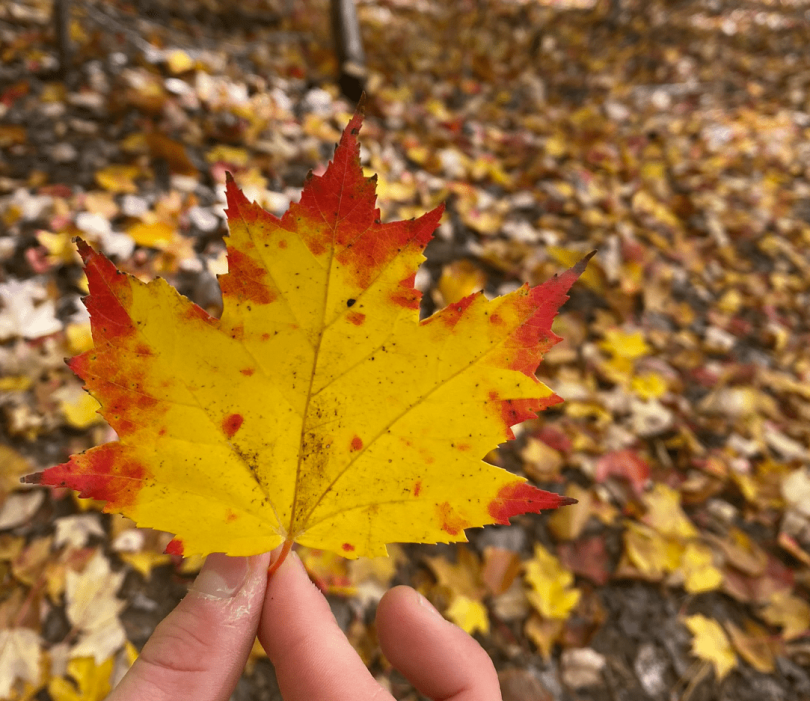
[594,449,650,496]
[557,535,611,586]
[534,425,572,453]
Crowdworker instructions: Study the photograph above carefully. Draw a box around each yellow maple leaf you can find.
[524,543,580,620]
[24,112,587,564]
[684,614,736,680]
[446,595,490,635]
[681,542,723,594]
[48,656,114,701]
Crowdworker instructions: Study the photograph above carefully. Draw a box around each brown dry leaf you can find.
[725,620,776,674]
[710,527,768,577]
[547,484,593,541]
[481,547,521,596]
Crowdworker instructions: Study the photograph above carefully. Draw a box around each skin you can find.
[109,549,502,701]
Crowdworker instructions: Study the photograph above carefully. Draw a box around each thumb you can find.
[110,551,272,701]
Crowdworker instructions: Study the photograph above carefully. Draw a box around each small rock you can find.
[634,642,668,697]
[560,648,606,689]
[52,143,77,163]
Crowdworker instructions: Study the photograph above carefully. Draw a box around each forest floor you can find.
[2,1,810,699]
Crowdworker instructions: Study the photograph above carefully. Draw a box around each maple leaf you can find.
[23,111,589,565]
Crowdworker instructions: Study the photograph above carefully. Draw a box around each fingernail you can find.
[416,591,443,618]
[191,553,250,599]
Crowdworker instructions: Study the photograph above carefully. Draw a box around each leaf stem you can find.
[266,537,293,577]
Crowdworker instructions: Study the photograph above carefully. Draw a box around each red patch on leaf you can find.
[220,248,275,304]
[434,294,476,328]
[77,240,136,340]
[347,311,366,326]
[240,367,255,376]
[342,543,355,552]
[436,502,469,535]
[487,481,574,524]
[499,398,543,438]
[225,509,238,522]
[135,343,152,356]
[413,480,422,497]
[165,538,184,556]
[490,313,504,326]
[278,239,287,249]
[222,413,244,438]
[390,274,421,309]
[183,302,216,325]
[33,443,149,509]
[350,435,363,451]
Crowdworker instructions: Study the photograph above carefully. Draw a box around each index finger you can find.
[258,551,392,701]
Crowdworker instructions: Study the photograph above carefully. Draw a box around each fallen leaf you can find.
[725,620,776,674]
[25,112,586,562]
[524,543,580,620]
[684,614,736,681]
[760,591,810,640]
[48,655,114,701]
[681,542,723,594]
[0,629,41,698]
[481,546,521,596]
[446,594,489,635]
[65,551,126,663]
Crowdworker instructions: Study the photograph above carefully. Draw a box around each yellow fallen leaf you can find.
[681,542,723,594]
[599,328,650,360]
[436,259,487,306]
[642,484,698,540]
[166,49,194,74]
[48,655,114,701]
[95,165,140,194]
[684,614,736,680]
[118,551,172,578]
[446,594,489,635]
[524,543,580,620]
[127,220,175,249]
[60,392,102,430]
[760,591,810,640]
[631,372,667,400]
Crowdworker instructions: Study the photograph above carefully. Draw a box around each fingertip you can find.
[376,587,501,701]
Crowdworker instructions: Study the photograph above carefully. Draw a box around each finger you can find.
[110,551,272,701]
[258,550,391,701]
[376,586,502,701]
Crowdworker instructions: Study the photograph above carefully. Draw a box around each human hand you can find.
[109,549,502,701]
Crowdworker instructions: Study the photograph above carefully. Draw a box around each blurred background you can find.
[1,0,810,699]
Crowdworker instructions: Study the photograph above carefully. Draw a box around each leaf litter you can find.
[2,0,810,699]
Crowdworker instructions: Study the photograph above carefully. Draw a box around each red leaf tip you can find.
[559,496,578,507]
[20,472,42,485]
